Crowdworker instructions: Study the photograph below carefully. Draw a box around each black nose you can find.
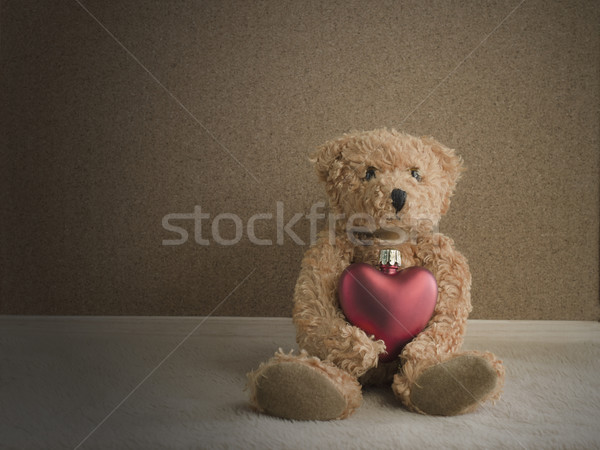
[391,189,407,213]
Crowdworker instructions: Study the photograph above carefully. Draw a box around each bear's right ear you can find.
[309,136,347,182]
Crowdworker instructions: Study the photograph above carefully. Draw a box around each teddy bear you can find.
[247,128,505,420]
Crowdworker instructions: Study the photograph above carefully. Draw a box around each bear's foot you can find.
[247,350,361,420]
[409,355,499,416]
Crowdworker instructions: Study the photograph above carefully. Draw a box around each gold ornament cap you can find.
[379,249,401,267]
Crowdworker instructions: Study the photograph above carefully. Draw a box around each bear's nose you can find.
[391,189,407,213]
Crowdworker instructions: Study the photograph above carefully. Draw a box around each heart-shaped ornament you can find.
[339,255,437,362]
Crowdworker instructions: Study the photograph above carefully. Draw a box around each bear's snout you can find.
[391,188,407,213]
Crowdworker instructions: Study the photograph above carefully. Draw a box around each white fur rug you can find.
[1,317,599,449]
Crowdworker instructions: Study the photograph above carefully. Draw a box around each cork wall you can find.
[1,0,598,319]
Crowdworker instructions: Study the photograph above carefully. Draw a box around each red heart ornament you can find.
[339,263,437,362]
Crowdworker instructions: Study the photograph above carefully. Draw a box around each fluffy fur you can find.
[248,128,505,419]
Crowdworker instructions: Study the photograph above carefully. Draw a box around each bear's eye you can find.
[364,167,377,181]
[410,168,422,182]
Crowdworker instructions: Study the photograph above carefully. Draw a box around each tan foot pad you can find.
[410,355,498,416]
[255,361,347,421]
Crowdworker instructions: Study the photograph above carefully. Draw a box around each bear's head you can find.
[312,128,463,239]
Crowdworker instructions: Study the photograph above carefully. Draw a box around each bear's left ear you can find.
[309,134,349,182]
[422,136,465,215]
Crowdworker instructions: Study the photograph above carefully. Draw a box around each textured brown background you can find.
[1,0,598,319]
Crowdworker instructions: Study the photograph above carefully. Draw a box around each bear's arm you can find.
[292,234,386,378]
[401,234,472,364]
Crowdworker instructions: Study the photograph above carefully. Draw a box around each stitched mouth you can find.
[385,211,403,221]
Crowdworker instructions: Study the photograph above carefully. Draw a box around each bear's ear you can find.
[421,136,465,215]
[309,135,348,182]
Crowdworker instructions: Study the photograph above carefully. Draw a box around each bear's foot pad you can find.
[255,361,347,420]
[410,355,498,416]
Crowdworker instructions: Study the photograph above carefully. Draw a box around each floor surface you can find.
[1,317,599,449]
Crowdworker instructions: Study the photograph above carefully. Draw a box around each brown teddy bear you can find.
[247,128,505,420]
